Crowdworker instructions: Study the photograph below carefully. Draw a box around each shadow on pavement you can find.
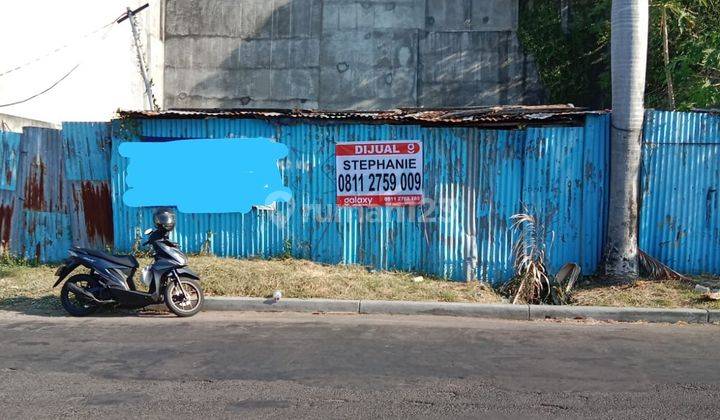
[0,295,173,318]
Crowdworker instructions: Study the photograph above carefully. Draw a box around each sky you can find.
[0,1,150,123]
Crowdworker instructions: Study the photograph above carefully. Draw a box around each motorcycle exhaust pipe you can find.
[66,283,112,304]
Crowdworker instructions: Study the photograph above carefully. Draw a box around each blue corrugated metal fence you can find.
[0,124,114,261]
[110,115,610,282]
[4,109,716,282]
[640,110,720,274]
[0,130,21,251]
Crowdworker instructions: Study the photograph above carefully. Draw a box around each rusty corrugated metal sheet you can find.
[16,127,66,213]
[111,113,609,282]
[117,105,605,128]
[67,181,114,248]
[10,127,71,261]
[0,123,116,261]
[0,131,20,251]
[0,131,20,191]
[63,122,111,181]
[62,122,114,249]
[16,210,72,262]
[640,110,720,274]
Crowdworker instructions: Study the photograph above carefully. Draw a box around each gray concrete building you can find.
[146,0,543,110]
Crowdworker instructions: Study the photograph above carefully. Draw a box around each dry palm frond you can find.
[638,249,688,281]
[508,212,551,304]
[199,230,214,256]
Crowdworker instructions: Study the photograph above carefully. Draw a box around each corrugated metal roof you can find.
[117,105,604,128]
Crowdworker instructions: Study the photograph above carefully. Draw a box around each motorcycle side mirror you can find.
[144,228,153,235]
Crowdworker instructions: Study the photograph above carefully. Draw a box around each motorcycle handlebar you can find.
[142,228,176,247]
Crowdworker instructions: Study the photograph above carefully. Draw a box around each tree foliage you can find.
[518,0,720,110]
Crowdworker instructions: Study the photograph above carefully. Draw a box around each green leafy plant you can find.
[281,239,293,260]
[0,251,37,267]
[518,0,612,109]
[518,0,720,110]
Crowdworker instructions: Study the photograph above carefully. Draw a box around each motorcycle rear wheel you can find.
[60,274,100,317]
[164,277,203,317]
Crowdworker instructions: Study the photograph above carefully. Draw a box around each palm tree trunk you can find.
[661,7,676,109]
[560,0,571,36]
[602,0,649,280]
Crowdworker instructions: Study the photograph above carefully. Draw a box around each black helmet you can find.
[153,208,176,231]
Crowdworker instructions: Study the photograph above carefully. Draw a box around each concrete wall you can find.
[144,0,167,109]
[160,0,543,110]
[0,113,59,132]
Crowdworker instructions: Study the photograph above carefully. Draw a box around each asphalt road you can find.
[0,311,719,419]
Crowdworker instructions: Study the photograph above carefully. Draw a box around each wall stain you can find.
[0,204,12,248]
[24,161,46,211]
[79,182,114,244]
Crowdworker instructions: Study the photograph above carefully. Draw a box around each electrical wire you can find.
[0,20,117,78]
[0,64,81,108]
[0,4,148,109]
[0,24,115,108]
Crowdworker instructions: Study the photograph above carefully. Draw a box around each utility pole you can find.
[602,0,649,280]
[118,4,157,110]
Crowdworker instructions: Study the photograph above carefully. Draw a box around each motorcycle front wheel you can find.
[164,277,204,317]
[60,274,100,317]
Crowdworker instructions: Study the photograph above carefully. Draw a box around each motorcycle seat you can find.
[73,247,139,268]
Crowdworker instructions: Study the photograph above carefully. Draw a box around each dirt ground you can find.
[571,276,720,310]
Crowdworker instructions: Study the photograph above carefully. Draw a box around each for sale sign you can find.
[335,140,423,207]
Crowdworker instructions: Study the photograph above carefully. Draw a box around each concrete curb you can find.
[359,300,530,320]
[204,297,360,313]
[529,305,709,324]
[708,310,720,323]
[196,297,718,324]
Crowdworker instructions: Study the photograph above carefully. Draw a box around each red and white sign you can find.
[335,140,423,207]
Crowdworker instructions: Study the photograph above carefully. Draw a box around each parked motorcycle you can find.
[53,208,204,317]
